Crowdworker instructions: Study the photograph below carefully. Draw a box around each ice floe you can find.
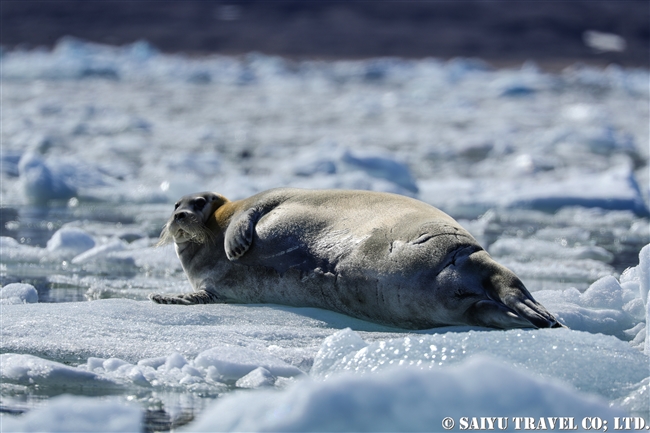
[187,356,623,432]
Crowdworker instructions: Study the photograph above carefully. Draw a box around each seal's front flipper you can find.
[224,208,259,261]
[467,300,537,329]
[149,290,223,305]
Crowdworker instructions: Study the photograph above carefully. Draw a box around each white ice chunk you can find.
[497,258,614,290]
[533,226,591,244]
[71,239,128,264]
[623,298,646,321]
[0,353,122,390]
[186,356,623,432]
[79,356,164,389]
[647,299,650,355]
[547,303,635,338]
[311,328,369,377]
[126,366,151,387]
[628,324,646,351]
[0,283,38,304]
[420,166,649,218]
[534,288,636,339]
[46,227,95,257]
[1,395,142,433]
[162,151,220,175]
[192,346,303,383]
[109,243,181,273]
[623,323,646,340]
[620,244,650,305]
[615,378,650,418]
[137,356,168,369]
[103,358,132,372]
[235,367,276,388]
[341,149,418,193]
[0,299,395,367]
[164,352,188,370]
[311,328,647,401]
[0,237,42,262]
[621,281,641,304]
[181,364,202,377]
[18,152,76,204]
[87,357,106,371]
[292,153,337,177]
[0,236,56,264]
[507,164,649,217]
[580,276,624,310]
[639,244,649,304]
[160,176,206,202]
[489,238,614,263]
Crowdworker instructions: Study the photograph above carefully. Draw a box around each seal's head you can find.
[158,192,228,247]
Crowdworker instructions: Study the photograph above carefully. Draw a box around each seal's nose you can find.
[174,211,187,221]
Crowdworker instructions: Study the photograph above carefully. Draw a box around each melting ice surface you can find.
[1,38,649,431]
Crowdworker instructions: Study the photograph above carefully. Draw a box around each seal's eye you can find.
[174,202,180,210]
[193,197,207,211]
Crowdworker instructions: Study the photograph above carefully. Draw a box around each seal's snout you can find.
[175,211,188,221]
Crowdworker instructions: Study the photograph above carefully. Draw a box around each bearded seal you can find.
[150,188,564,330]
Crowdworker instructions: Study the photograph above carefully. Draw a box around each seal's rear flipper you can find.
[464,250,565,329]
[504,295,566,329]
[467,300,538,329]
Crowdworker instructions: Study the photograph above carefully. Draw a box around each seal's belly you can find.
[238,204,352,274]
[245,202,481,277]
[213,195,485,327]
